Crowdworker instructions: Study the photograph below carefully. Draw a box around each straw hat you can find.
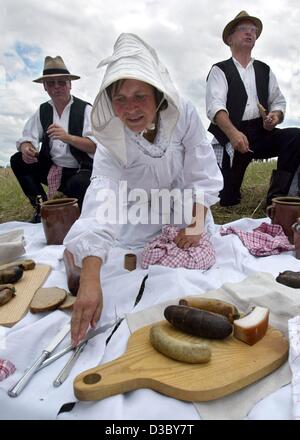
[33,56,80,83]
[222,10,263,45]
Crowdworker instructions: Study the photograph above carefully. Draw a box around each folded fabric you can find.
[0,229,26,264]
[288,315,300,420]
[0,359,16,382]
[141,225,215,269]
[220,222,294,257]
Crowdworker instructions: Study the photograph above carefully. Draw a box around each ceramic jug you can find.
[266,196,300,244]
[292,219,300,259]
[41,198,80,245]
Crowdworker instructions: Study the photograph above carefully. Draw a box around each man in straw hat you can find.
[10,55,97,221]
[206,11,300,207]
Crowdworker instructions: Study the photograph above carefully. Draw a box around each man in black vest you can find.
[10,55,97,221]
[206,10,300,207]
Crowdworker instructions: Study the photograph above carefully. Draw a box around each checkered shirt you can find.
[213,142,235,167]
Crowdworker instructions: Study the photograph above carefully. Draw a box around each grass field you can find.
[0,160,276,224]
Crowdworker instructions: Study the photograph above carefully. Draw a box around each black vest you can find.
[39,96,93,170]
[208,58,270,146]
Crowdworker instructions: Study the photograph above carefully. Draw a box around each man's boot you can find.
[266,169,293,207]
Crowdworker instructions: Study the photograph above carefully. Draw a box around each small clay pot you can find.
[41,198,80,245]
[266,196,300,244]
[124,253,137,271]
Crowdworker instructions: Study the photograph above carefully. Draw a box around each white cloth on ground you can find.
[1,218,299,420]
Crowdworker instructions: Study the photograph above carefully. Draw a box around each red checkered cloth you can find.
[220,222,295,257]
[47,164,63,198]
[0,359,16,381]
[141,225,216,269]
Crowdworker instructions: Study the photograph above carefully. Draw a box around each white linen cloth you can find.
[16,96,96,168]
[288,315,300,420]
[0,229,26,264]
[1,218,299,420]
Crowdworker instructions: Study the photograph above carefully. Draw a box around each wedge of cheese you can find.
[233,306,269,345]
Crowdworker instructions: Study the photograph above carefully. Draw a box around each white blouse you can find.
[64,98,223,267]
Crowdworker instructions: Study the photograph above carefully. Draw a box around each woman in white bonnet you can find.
[64,33,223,345]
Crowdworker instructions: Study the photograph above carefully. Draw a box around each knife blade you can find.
[7,322,70,397]
[37,320,116,371]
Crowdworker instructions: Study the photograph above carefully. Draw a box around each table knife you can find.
[53,341,87,387]
[37,320,116,371]
[7,322,70,397]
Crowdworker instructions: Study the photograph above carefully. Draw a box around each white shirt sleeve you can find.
[82,104,98,149]
[206,65,229,123]
[268,69,286,116]
[16,109,43,151]
[180,100,223,207]
[63,144,124,266]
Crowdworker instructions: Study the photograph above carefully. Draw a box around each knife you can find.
[7,322,70,397]
[53,341,87,387]
[37,320,116,371]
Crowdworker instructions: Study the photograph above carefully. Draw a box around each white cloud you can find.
[1,0,300,166]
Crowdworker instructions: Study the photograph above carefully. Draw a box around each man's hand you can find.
[20,143,38,164]
[263,111,281,131]
[229,130,252,154]
[47,123,71,143]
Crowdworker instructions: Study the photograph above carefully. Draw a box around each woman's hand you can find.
[174,227,203,249]
[71,256,103,346]
[174,202,207,249]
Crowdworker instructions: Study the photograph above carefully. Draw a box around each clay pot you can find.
[124,253,137,271]
[41,198,80,245]
[266,196,300,244]
[292,219,300,259]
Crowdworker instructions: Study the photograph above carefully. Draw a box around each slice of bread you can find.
[30,287,67,313]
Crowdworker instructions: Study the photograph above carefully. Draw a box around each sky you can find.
[1,0,300,166]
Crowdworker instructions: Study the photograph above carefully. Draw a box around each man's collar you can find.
[48,95,74,109]
[232,56,255,69]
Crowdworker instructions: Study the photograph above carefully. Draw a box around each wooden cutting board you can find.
[74,320,289,402]
[0,264,51,327]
